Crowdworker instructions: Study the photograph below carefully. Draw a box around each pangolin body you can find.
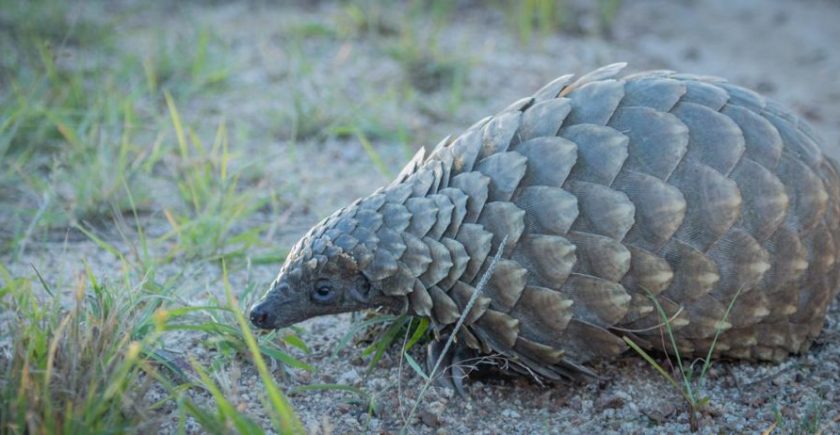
[251,64,840,381]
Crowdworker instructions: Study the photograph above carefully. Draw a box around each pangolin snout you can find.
[249,301,277,329]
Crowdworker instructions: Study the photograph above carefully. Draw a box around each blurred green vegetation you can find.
[0,1,304,432]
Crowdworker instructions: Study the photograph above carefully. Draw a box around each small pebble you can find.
[337,368,360,385]
[595,392,628,411]
[419,409,442,428]
[501,409,520,418]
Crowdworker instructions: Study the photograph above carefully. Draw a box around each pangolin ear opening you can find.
[348,274,372,304]
[330,252,370,304]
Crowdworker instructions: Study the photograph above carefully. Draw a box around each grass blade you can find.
[622,336,690,403]
[403,353,429,381]
[222,262,304,434]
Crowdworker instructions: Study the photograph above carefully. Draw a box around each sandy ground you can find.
[9,0,840,433]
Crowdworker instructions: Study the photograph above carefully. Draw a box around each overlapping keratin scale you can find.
[325,64,840,380]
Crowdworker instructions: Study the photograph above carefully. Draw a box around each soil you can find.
[8,0,840,433]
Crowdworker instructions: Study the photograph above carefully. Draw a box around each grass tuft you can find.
[1,42,157,250]
[142,28,230,97]
[160,93,266,261]
[0,263,170,433]
[623,286,743,432]
[494,0,624,42]
[335,1,400,38]
[222,262,304,434]
[387,36,468,95]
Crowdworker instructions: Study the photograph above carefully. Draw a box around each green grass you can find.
[0,3,308,432]
[493,0,624,42]
[0,250,310,434]
[272,46,411,145]
[0,40,164,255]
[386,24,469,97]
[45,92,160,227]
[222,263,304,433]
[506,0,569,43]
[0,20,260,260]
[159,93,266,261]
[281,83,347,142]
[772,401,827,435]
[141,27,231,97]
[0,263,168,433]
[622,287,743,432]
[166,265,307,435]
[0,147,286,434]
[334,1,400,38]
[0,0,108,49]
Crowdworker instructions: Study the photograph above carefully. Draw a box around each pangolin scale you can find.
[251,63,840,382]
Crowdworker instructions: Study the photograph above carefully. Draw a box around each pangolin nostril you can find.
[249,305,270,328]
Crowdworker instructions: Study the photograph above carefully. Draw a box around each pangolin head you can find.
[249,198,407,330]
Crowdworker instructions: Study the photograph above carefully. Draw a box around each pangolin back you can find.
[286,64,840,380]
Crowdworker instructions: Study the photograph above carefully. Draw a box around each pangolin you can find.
[250,63,840,386]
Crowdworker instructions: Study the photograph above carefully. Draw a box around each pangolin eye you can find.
[311,280,337,304]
